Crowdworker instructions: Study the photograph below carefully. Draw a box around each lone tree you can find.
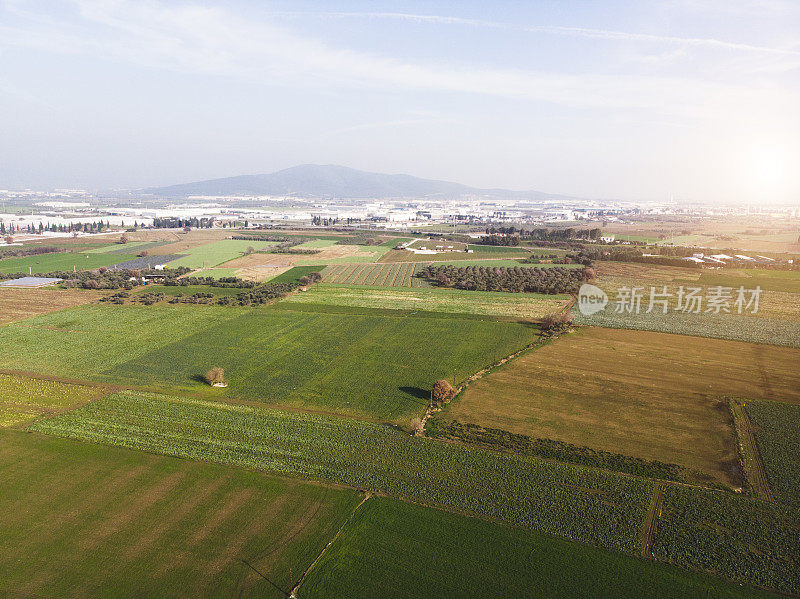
[432,379,456,406]
[205,367,226,386]
[118,234,129,244]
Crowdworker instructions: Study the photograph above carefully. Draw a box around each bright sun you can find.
[752,148,785,189]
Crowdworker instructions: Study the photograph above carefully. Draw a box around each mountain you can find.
[143,164,577,201]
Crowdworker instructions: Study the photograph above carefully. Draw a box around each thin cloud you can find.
[275,11,800,57]
[0,0,794,121]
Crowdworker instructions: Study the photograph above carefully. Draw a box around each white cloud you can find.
[0,0,794,124]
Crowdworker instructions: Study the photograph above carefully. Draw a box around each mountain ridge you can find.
[143,164,579,201]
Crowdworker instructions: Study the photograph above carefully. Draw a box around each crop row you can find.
[653,485,800,595]
[323,262,418,287]
[30,391,653,553]
[573,309,800,349]
[745,400,800,506]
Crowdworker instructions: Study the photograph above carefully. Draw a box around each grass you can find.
[135,284,246,298]
[29,390,653,552]
[745,400,800,506]
[432,259,583,268]
[299,497,775,599]
[269,265,325,284]
[0,373,105,427]
[0,251,137,274]
[653,485,800,596]
[191,267,240,279]
[168,239,278,269]
[0,303,536,423]
[444,327,800,486]
[281,284,568,319]
[0,429,362,598]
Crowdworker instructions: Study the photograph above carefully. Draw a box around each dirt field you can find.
[0,288,102,325]
[445,327,800,485]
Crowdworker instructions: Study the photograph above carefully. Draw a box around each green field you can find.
[574,308,800,348]
[746,400,800,506]
[0,251,137,274]
[135,284,246,298]
[0,429,361,598]
[299,497,774,599]
[653,485,800,595]
[168,239,277,269]
[431,259,583,268]
[85,240,166,254]
[191,267,240,279]
[0,373,105,427]
[281,284,567,319]
[0,303,536,422]
[30,390,653,552]
[270,265,325,284]
[322,262,423,287]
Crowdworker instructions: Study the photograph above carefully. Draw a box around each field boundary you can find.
[290,493,371,598]
[729,398,774,501]
[640,482,665,557]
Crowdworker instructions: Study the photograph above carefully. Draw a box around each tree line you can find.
[418,264,589,294]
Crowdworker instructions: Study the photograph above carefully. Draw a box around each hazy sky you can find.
[1,0,799,202]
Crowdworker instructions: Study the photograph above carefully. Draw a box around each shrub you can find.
[432,380,456,406]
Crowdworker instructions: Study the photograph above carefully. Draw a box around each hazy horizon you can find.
[1,1,799,203]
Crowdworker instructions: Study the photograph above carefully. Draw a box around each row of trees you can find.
[418,264,589,294]
[152,217,215,229]
[0,220,111,235]
[482,227,603,241]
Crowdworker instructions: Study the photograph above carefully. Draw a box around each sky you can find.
[0,0,799,203]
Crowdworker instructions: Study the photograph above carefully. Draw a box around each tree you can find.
[119,234,129,244]
[205,367,226,386]
[432,379,456,406]
[410,417,425,436]
[4,235,13,244]
[539,312,573,335]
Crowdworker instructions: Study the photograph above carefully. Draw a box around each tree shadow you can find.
[399,386,429,401]
[190,374,208,384]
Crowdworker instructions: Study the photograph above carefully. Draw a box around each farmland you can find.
[299,497,774,599]
[653,485,800,595]
[0,374,105,427]
[444,327,800,485]
[0,430,362,598]
[0,287,102,324]
[322,262,424,287]
[0,250,137,274]
[746,400,800,506]
[30,390,653,552]
[281,284,568,319]
[167,239,278,268]
[0,302,536,423]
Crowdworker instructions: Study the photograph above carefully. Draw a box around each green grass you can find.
[281,284,567,319]
[746,400,800,506]
[270,265,325,284]
[30,390,653,552]
[192,267,240,279]
[0,303,536,423]
[299,497,775,599]
[0,251,137,274]
[168,240,277,269]
[431,259,583,268]
[85,241,165,254]
[136,284,245,298]
[466,244,532,254]
[0,374,105,427]
[0,429,361,598]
